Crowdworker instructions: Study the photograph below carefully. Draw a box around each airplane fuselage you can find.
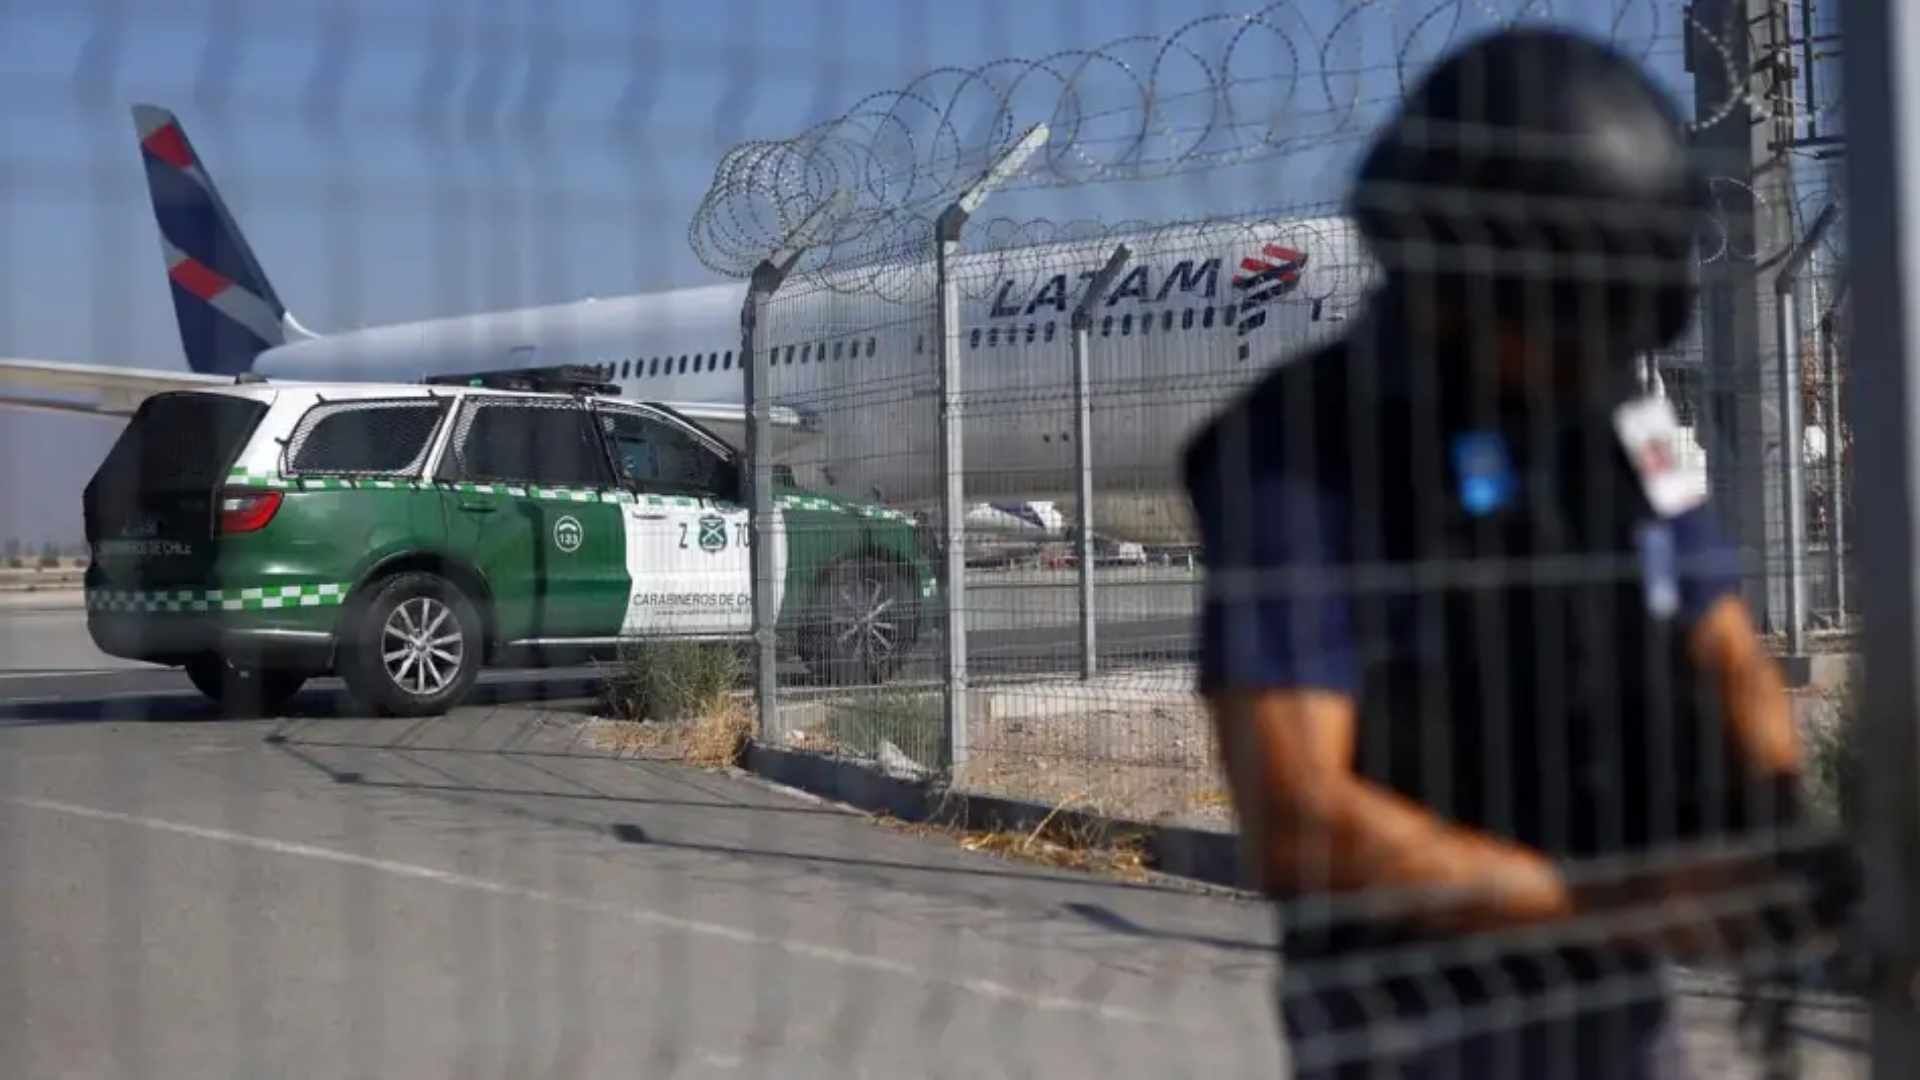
[253,218,1378,544]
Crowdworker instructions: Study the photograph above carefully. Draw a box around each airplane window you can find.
[1121,314,1133,336]
[697,354,707,372]
[1139,313,1150,336]
[866,337,875,357]
[1043,321,1056,343]
[678,355,688,374]
[1101,315,1113,338]
[1202,306,1216,329]
[833,341,843,361]
[987,327,999,348]
[1163,310,1174,332]
[800,345,810,364]
[783,345,795,365]
[1024,324,1036,344]
[724,350,734,368]
[914,335,924,355]
[969,328,981,349]
[1182,308,1194,330]
[650,357,659,376]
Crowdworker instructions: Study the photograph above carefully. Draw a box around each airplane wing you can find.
[0,357,235,420]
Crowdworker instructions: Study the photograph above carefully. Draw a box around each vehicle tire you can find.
[338,571,483,717]
[185,655,307,718]
[799,554,921,687]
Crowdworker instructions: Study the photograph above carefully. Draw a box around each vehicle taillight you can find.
[217,490,283,534]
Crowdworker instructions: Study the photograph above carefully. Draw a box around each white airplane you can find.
[0,105,1393,544]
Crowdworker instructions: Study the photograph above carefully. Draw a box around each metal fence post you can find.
[933,124,1049,773]
[740,194,847,742]
[1070,245,1131,680]
[1822,278,1851,624]
[1837,1,1920,1072]
[1773,200,1840,656]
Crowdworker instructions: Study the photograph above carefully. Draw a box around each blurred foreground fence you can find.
[0,0,1906,1077]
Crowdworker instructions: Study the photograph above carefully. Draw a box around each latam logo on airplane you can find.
[1233,245,1308,358]
[988,258,1227,320]
[986,246,1310,339]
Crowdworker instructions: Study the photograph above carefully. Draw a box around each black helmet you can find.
[1350,26,1708,355]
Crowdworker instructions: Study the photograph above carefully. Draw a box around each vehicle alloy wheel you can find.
[341,572,483,717]
[382,595,465,698]
[806,556,919,686]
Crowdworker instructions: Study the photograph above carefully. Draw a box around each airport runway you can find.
[0,569,1205,685]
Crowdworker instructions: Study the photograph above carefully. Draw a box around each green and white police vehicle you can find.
[83,367,936,716]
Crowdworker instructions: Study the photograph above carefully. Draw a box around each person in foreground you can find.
[1183,26,1854,1080]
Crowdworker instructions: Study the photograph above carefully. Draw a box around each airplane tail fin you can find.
[132,104,312,375]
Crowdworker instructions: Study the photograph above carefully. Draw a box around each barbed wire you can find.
[688,0,1761,283]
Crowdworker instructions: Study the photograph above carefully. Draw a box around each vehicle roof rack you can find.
[422,364,618,396]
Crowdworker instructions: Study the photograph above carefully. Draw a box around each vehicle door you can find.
[592,403,779,637]
[435,395,628,642]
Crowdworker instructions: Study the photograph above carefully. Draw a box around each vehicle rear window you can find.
[91,392,266,499]
[286,399,449,476]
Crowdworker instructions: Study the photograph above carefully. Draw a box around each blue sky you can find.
[0,0,1701,544]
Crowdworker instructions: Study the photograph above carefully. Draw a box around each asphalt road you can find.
[0,676,1284,1079]
[0,569,1203,678]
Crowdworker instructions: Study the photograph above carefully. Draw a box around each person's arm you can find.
[1618,515,1819,958]
[1209,686,1577,934]
[1688,593,1803,780]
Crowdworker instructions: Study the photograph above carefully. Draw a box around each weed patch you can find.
[820,689,948,774]
[592,640,752,769]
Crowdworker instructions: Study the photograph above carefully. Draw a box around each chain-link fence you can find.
[0,0,1896,1077]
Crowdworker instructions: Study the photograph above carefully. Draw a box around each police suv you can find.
[83,367,936,716]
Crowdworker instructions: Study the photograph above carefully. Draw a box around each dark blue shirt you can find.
[1183,314,1750,863]
[1190,458,1742,699]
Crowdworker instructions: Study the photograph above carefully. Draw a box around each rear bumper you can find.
[87,614,336,672]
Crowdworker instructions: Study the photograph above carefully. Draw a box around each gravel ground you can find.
[958,687,1230,829]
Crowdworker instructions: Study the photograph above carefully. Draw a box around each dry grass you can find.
[586,639,754,769]
[582,698,752,769]
[686,696,754,768]
[582,716,696,760]
[875,810,1156,882]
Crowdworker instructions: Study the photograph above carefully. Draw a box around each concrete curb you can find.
[741,743,1246,892]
